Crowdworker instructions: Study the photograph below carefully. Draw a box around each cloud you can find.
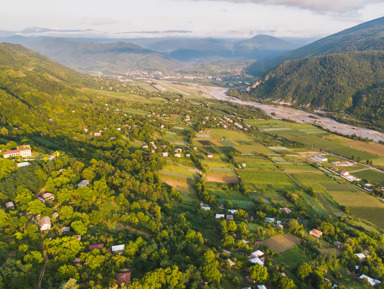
[193,0,379,13]
[82,18,120,27]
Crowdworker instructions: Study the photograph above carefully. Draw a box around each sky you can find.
[1,0,383,39]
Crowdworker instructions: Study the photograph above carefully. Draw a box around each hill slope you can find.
[4,37,184,74]
[247,51,384,129]
[247,16,384,76]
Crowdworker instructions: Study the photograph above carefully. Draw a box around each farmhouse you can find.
[116,271,131,285]
[3,145,32,159]
[309,229,323,238]
[5,201,15,209]
[112,244,125,254]
[89,244,104,251]
[40,216,51,231]
[78,179,90,187]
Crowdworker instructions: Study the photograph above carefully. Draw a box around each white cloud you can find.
[193,0,379,13]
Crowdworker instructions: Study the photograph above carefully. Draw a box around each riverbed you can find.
[204,86,384,143]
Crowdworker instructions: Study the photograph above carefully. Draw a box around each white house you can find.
[201,206,211,211]
[3,145,32,159]
[250,250,264,258]
[355,253,366,261]
[228,209,238,214]
[249,257,264,266]
[215,214,225,219]
[78,180,90,187]
[359,274,381,286]
[112,244,125,254]
[5,201,15,209]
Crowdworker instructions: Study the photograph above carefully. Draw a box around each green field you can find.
[353,170,384,186]
[238,170,297,190]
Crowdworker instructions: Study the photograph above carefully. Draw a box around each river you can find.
[205,86,384,143]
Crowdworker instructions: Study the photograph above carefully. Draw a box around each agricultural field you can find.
[237,170,297,191]
[262,234,301,253]
[330,191,384,228]
[353,170,384,186]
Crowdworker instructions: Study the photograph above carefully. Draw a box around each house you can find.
[52,212,59,218]
[206,153,213,158]
[73,257,81,265]
[61,226,71,233]
[280,207,292,214]
[359,274,381,286]
[174,153,181,158]
[215,214,225,219]
[355,253,366,261]
[219,204,225,209]
[116,271,131,285]
[41,192,54,201]
[161,152,169,157]
[226,215,234,220]
[249,257,264,266]
[241,239,249,244]
[275,223,284,229]
[40,216,51,231]
[250,250,264,258]
[341,171,350,177]
[265,217,275,223]
[89,244,104,251]
[201,206,211,211]
[228,209,238,214]
[309,229,323,238]
[258,286,267,289]
[3,145,32,159]
[174,148,182,153]
[185,153,191,157]
[223,249,231,256]
[93,132,102,137]
[78,180,90,187]
[112,244,125,254]
[5,201,14,209]
[242,287,252,289]
[226,258,235,268]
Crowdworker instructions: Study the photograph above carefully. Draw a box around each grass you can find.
[210,129,252,142]
[320,183,361,192]
[235,144,274,154]
[290,173,339,193]
[272,245,311,270]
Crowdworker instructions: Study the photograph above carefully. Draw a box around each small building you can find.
[223,249,231,256]
[93,132,102,137]
[112,244,125,254]
[258,286,267,289]
[280,207,292,214]
[73,235,82,241]
[226,215,234,221]
[250,250,264,258]
[89,244,104,251]
[5,201,15,209]
[174,153,181,158]
[334,241,343,249]
[3,145,32,159]
[309,229,323,238]
[228,209,238,214]
[206,153,213,158]
[40,216,51,231]
[226,258,235,268]
[201,206,211,211]
[17,162,30,168]
[249,257,264,266]
[73,257,81,265]
[275,223,284,229]
[185,153,191,157]
[41,192,54,201]
[265,217,275,223]
[116,272,131,285]
[311,155,328,162]
[61,226,71,233]
[161,152,169,157]
[359,274,381,286]
[174,148,182,153]
[215,214,225,219]
[52,212,59,218]
[78,180,90,187]
[355,253,366,261]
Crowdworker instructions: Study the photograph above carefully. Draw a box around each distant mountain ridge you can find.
[2,37,184,74]
[247,16,384,76]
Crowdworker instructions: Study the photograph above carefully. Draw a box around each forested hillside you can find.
[247,16,384,76]
[247,51,384,130]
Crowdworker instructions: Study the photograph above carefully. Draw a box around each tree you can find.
[27,200,47,215]
[70,220,87,235]
[56,265,79,282]
[249,264,268,283]
[60,278,79,289]
[278,277,296,289]
[297,262,312,280]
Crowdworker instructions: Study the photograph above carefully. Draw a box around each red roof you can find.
[116,272,131,285]
[3,149,19,155]
[89,244,104,250]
